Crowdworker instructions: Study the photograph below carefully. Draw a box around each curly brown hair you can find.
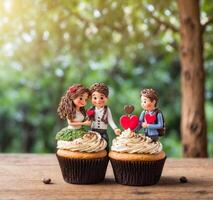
[90,82,109,97]
[57,84,90,120]
[140,88,159,106]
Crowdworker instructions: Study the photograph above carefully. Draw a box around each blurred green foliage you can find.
[0,0,213,157]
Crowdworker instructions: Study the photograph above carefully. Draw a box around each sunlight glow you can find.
[93,9,101,18]
[55,68,64,77]
[42,31,49,41]
[3,43,14,57]
[4,0,12,12]
[22,33,33,43]
[147,4,154,12]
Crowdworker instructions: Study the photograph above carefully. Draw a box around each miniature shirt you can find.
[136,110,163,137]
[91,107,117,130]
[67,110,84,129]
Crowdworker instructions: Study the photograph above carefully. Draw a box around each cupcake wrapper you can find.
[110,156,166,186]
[57,154,109,184]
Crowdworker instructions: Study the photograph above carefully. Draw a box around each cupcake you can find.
[56,131,109,184]
[109,129,166,186]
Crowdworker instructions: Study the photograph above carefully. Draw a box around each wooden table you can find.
[0,154,212,200]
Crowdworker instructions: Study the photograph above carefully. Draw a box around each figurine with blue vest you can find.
[135,88,165,141]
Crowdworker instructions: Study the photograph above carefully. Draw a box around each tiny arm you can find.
[147,113,163,129]
[107,108,117,130]
[134,111,144,132]
[67,118,85,126]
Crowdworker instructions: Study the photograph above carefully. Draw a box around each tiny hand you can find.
[114,128,121,135]
[83,120,91,126]
[129,131,135,137]
[142,122,148,128]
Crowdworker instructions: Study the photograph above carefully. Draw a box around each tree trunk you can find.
[177,0,207,157]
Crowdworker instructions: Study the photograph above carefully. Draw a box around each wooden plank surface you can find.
[0,154,212,200]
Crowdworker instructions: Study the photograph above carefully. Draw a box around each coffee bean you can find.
[43,178,51,184]
[179,176,188,183]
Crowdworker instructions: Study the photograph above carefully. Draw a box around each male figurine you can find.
[88,83,121,146]
[135,88,165,141]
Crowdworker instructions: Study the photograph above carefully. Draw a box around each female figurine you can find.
[56,84,91,141]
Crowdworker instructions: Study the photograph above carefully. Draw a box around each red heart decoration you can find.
[120,115,139,130]
[144,113,156,124]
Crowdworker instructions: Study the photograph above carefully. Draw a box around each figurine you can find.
[55,84,110,185]
[87,83,121,145]
[135,88,165,141]
[55,84,91,141]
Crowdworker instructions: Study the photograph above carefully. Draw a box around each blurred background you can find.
[0,0,213,157]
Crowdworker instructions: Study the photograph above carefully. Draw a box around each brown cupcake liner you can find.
[110,156,166,186]
[56,154,109,184]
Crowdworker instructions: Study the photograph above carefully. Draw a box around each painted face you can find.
[91,91,108,109]
[73,92,89,108]
[141,96,156,111]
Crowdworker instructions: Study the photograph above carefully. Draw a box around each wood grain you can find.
[0,154,212,200]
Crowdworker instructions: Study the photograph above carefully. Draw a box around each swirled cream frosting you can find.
[111,129,162,154]
[57,131,107,153]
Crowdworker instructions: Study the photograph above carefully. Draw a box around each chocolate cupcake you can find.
[56,131,109,184]
[109,129,166,186]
